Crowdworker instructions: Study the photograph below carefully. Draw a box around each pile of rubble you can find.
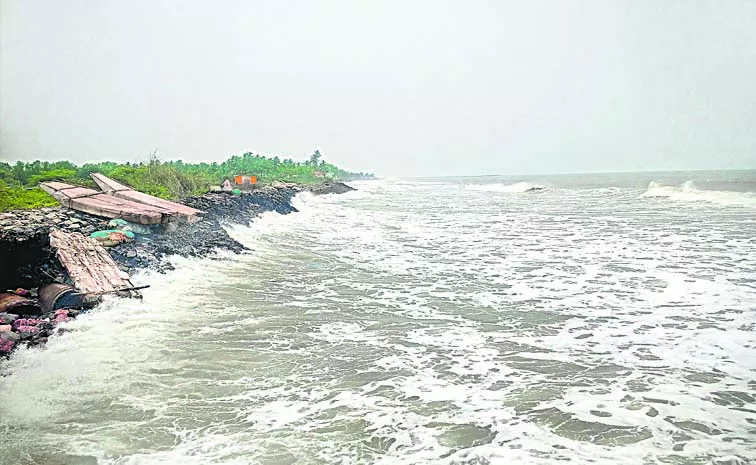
[0,286,97,357]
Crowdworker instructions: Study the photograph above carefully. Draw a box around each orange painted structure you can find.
[233,175,258,185]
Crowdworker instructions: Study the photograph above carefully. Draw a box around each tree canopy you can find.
[0,150,375,211]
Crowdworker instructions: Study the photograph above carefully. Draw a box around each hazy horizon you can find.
[2,0,755,177]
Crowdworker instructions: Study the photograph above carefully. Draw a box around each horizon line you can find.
[402,167,756,180]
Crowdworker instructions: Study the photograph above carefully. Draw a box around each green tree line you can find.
[0,151,374,211]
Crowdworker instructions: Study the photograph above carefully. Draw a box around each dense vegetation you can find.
[0,151,374,211]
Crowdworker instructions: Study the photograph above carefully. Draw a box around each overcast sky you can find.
[1,0,755,177]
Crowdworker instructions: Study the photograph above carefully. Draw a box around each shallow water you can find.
[1,171,756,465]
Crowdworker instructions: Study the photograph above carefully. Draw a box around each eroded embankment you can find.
[0,182,354,290]
[0,182,355,358]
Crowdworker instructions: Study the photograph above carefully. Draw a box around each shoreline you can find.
[0,181,356,358]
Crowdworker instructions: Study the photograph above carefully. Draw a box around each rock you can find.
[0,313,19,324]
[26,336,47,347]
[12,318,41,329]
[305,182,356,195]
[37,321,55,332]
[67,223,82,230]
[0,331,19,342]
[0,338,16,353]
[15,325,39,334]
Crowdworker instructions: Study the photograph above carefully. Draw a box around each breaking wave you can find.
[641,180,756,208]
[466,181,547,193]
[3,175,756,464]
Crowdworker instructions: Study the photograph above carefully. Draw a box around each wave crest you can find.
[466,182,547,193]
[641,180,756,208]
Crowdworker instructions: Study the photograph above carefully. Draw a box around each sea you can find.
[1,170,755,465]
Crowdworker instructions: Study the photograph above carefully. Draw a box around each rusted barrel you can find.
[0,293,43,316]
[38,283,87,313]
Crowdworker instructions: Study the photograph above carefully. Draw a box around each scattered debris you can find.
[90,229,135,247]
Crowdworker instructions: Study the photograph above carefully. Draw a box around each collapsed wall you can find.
[0,207,103,291]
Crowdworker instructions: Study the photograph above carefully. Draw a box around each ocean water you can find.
[1,171,756,465]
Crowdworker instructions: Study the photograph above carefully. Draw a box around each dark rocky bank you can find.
[0,182,355,356]
[0,182,355,290]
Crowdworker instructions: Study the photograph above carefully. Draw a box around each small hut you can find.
[233,175,258,185]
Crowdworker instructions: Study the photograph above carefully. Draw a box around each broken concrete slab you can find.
[91,173,203,223]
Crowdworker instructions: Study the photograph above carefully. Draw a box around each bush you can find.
[107,164,210,200]
[26,169,78,186]
[0,185,58,211]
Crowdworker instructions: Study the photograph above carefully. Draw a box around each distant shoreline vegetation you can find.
[0,150,375,212]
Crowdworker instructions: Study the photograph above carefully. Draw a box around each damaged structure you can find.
[40,173,203,226]
[49,229,143,298]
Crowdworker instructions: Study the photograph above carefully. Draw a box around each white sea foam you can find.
[641,180,756,208]
[466,181,547,193]
[2,175,756,464]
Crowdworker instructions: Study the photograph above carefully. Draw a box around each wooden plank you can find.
[49,229,135,295]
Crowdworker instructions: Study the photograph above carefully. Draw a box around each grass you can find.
[0,185,60,212]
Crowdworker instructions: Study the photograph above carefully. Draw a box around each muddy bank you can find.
[0,182,355,290]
